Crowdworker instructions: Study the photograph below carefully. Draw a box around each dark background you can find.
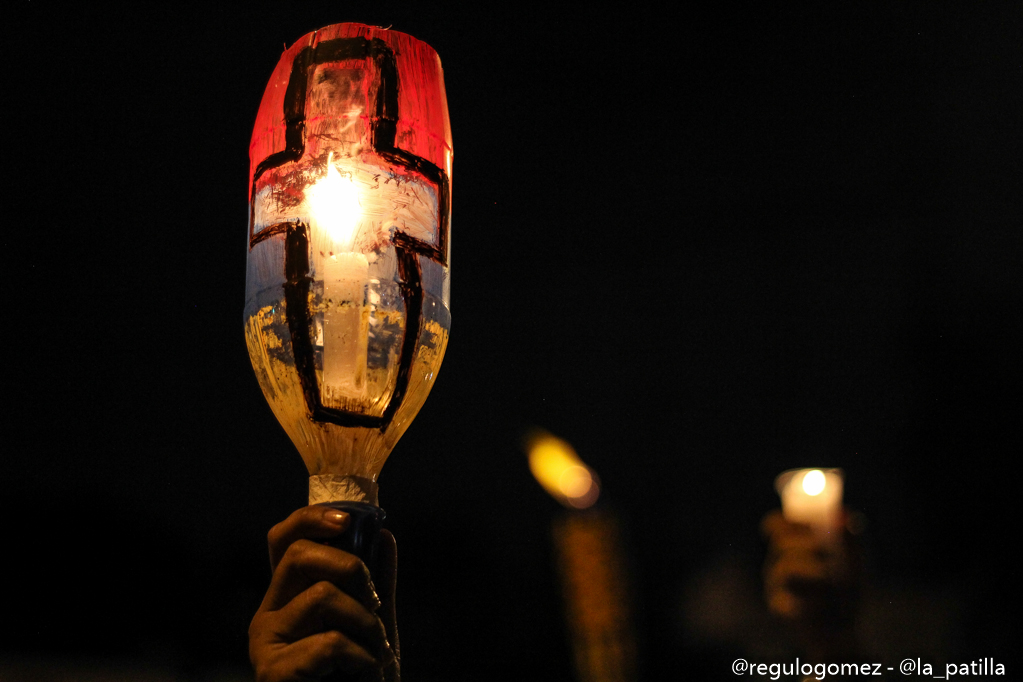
[4,2,1019,680]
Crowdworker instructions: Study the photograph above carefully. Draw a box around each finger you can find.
[278,630,379,680]
[272,580,387,652]
[263,539,380,613]
[770,533,823,555]
[765,550,830,593]
[269,506,351,572]
[761,510,815,540]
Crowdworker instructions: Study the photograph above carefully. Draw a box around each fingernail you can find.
[368,579,382,611]
[323,509,350,529]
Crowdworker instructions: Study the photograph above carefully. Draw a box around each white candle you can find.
[775,468,844,534]
[306,151,372,405]
[322,253,369,401]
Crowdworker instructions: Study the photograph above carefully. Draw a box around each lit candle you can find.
[775,468,844,535]
[308,153,371,405]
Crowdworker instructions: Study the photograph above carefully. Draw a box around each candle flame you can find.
[802,469,826,496]
[307,152,362,248]
[527,431,600,509]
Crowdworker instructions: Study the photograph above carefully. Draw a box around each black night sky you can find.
[4,3,1020,680]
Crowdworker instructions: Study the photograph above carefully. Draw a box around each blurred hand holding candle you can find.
[775,468,844,536]
[765,468,861,659]
[526,430,637,682]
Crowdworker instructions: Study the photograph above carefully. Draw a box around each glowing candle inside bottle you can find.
[776,468,843,534]
[308,153,370,401]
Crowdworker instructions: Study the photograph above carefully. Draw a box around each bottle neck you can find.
[309,474,379,505]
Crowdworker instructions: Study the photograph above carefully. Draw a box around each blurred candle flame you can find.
[802,469,826,496]
[307,152,362,248]
[527,431,600,509]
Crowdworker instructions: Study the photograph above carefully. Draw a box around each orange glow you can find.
[527,430,600,509]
